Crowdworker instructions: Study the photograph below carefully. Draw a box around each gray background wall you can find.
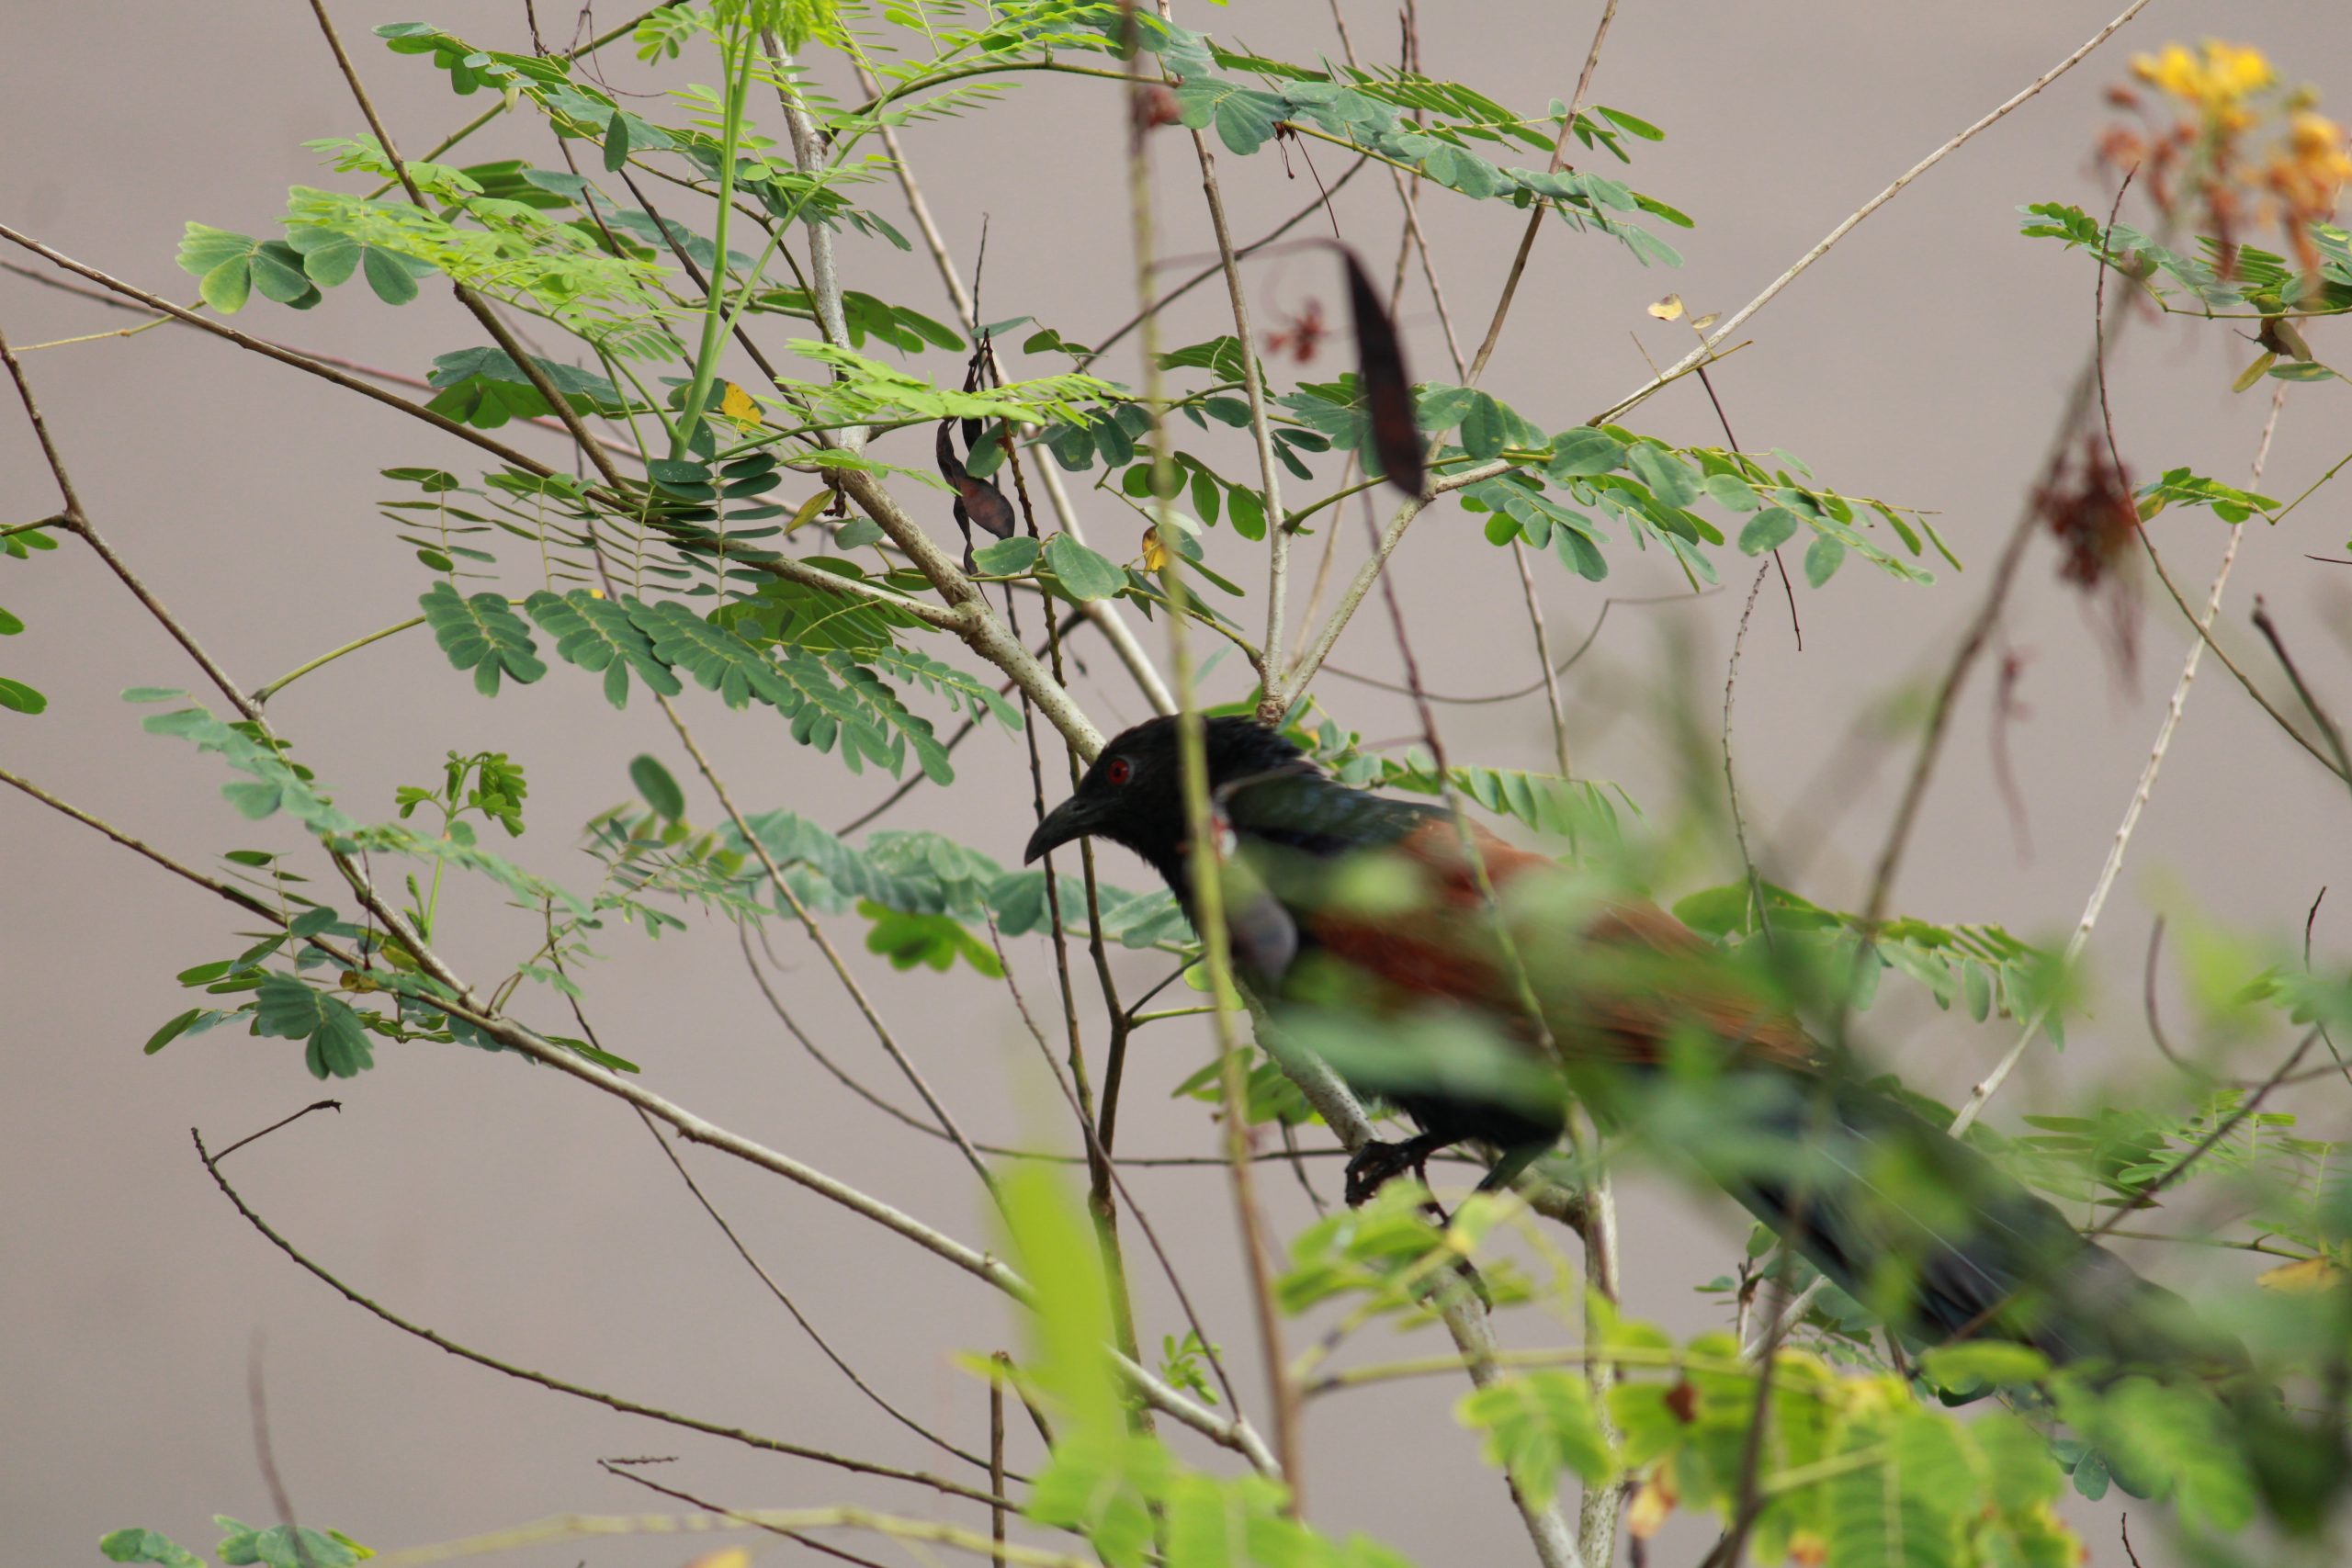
[5,3,2349,1565]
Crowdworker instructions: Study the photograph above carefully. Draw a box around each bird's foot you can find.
[1343,1139,1427,1207]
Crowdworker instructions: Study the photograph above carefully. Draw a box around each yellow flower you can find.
[2130,39,2273,114]
[2289,109,2352,174]
[2205,40,2275,98]
[2132,44,2200,97]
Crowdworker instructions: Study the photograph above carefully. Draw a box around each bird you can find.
[1024,713,2242,1378]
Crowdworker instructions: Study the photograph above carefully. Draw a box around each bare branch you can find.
[1591,0,2158,425]
[194,1126,1010,1506]
[1949,386,2288,1135]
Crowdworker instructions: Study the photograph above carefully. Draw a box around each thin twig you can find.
[763,32,865,452]
[988,920,1246,1414]
[0,322,262,719]
[1856,297,2127,957]
[2251,595,2352,795]
[1947,384,2286,1135]
[740,921,1351,1167]
[1590,0,2159,424]
[1322,589,1713,704]
[598,1460,897,1568]
[1122,17,1304,1506]
[2139,529,2346,779]
[654,691,1004,1205]
[368,1506,1101,1568]
[248,1339,320,1568]
[193,1127,1008,1506]
[1180,126,1287,684]
[1340,0,1578,778]
[1272,458,1515,707]
[0,767,352,953]
[1724,561,1778,948]
[299,0,633,494]
[1464,0,1622,383]
[212,1101,345,1164]
[2082,1029,2322,1240]
[0,227,581,479]
[631,1106,1003,1473]
[990,1371,1008,1558]
[1345,471,1589,1566]
[1083,158,1372,367]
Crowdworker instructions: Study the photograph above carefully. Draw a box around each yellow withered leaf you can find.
[1625,1468,1678,1540]
[718,380,762,431]
[1142,527,1170,572]
[786,491,831,534]
[1690,311,1721,332]
[2257,1257,2345,1293]
[681,1551,752,1568]
[1646,293,1686,321]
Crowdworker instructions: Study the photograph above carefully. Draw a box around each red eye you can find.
[1103,757,1133,786]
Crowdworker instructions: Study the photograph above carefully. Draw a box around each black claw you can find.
[1343,1139,1418,1207]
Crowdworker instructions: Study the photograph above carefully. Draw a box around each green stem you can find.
[254,615,427,704]
[842,59,1149,123]
[670,31,757,460]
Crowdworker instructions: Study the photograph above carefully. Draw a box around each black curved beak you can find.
[1024,795,1099,863]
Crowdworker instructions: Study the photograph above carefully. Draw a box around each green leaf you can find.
[999,1160,1125,1438]
[859,900,1006,976]
[712,566,919,656]
[1460,391,1509,459]
[1176,79,1285,155]
[0,675,48,715]
[969,535,1041,576]
[1546,427,1627,478]
[629,753,685,821]
[1458,1371,1614,1499]
[142,1008,204,1055]
[100,1529,206,1568]
[424,347,629,428]
[252,974,375,1079]
[1804,532,1846,587]
[1044,533,1127,601]
[1738,507,1800,555]
[248,243,315,304]
[179,223,259,312]
[288,231,361,287]
[361,244,423,304]
[176,224,326,313]
[1702,472,1760,512]
[524,589,684,707]
[137,698,355,833]
[1919,1341,2050,1393]
[215,1517,361,1568]
[1627,444,1699,509]
[1227,485,1266,540]
[1596,105,1665,141]
[199,254,253,314]
[419,582,547,695]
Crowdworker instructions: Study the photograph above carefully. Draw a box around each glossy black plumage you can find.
[1028,716,2241,1375]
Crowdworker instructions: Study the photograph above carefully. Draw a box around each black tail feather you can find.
[1655,1069,2245,1375]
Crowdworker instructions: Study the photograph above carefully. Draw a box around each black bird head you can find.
[1023,716,1308,888]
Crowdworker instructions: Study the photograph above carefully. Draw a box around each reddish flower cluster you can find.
[2037,437,2143,677]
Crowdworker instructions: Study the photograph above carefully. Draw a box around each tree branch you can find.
[1589,0,2156,425]
[194,1126,1009,1506]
